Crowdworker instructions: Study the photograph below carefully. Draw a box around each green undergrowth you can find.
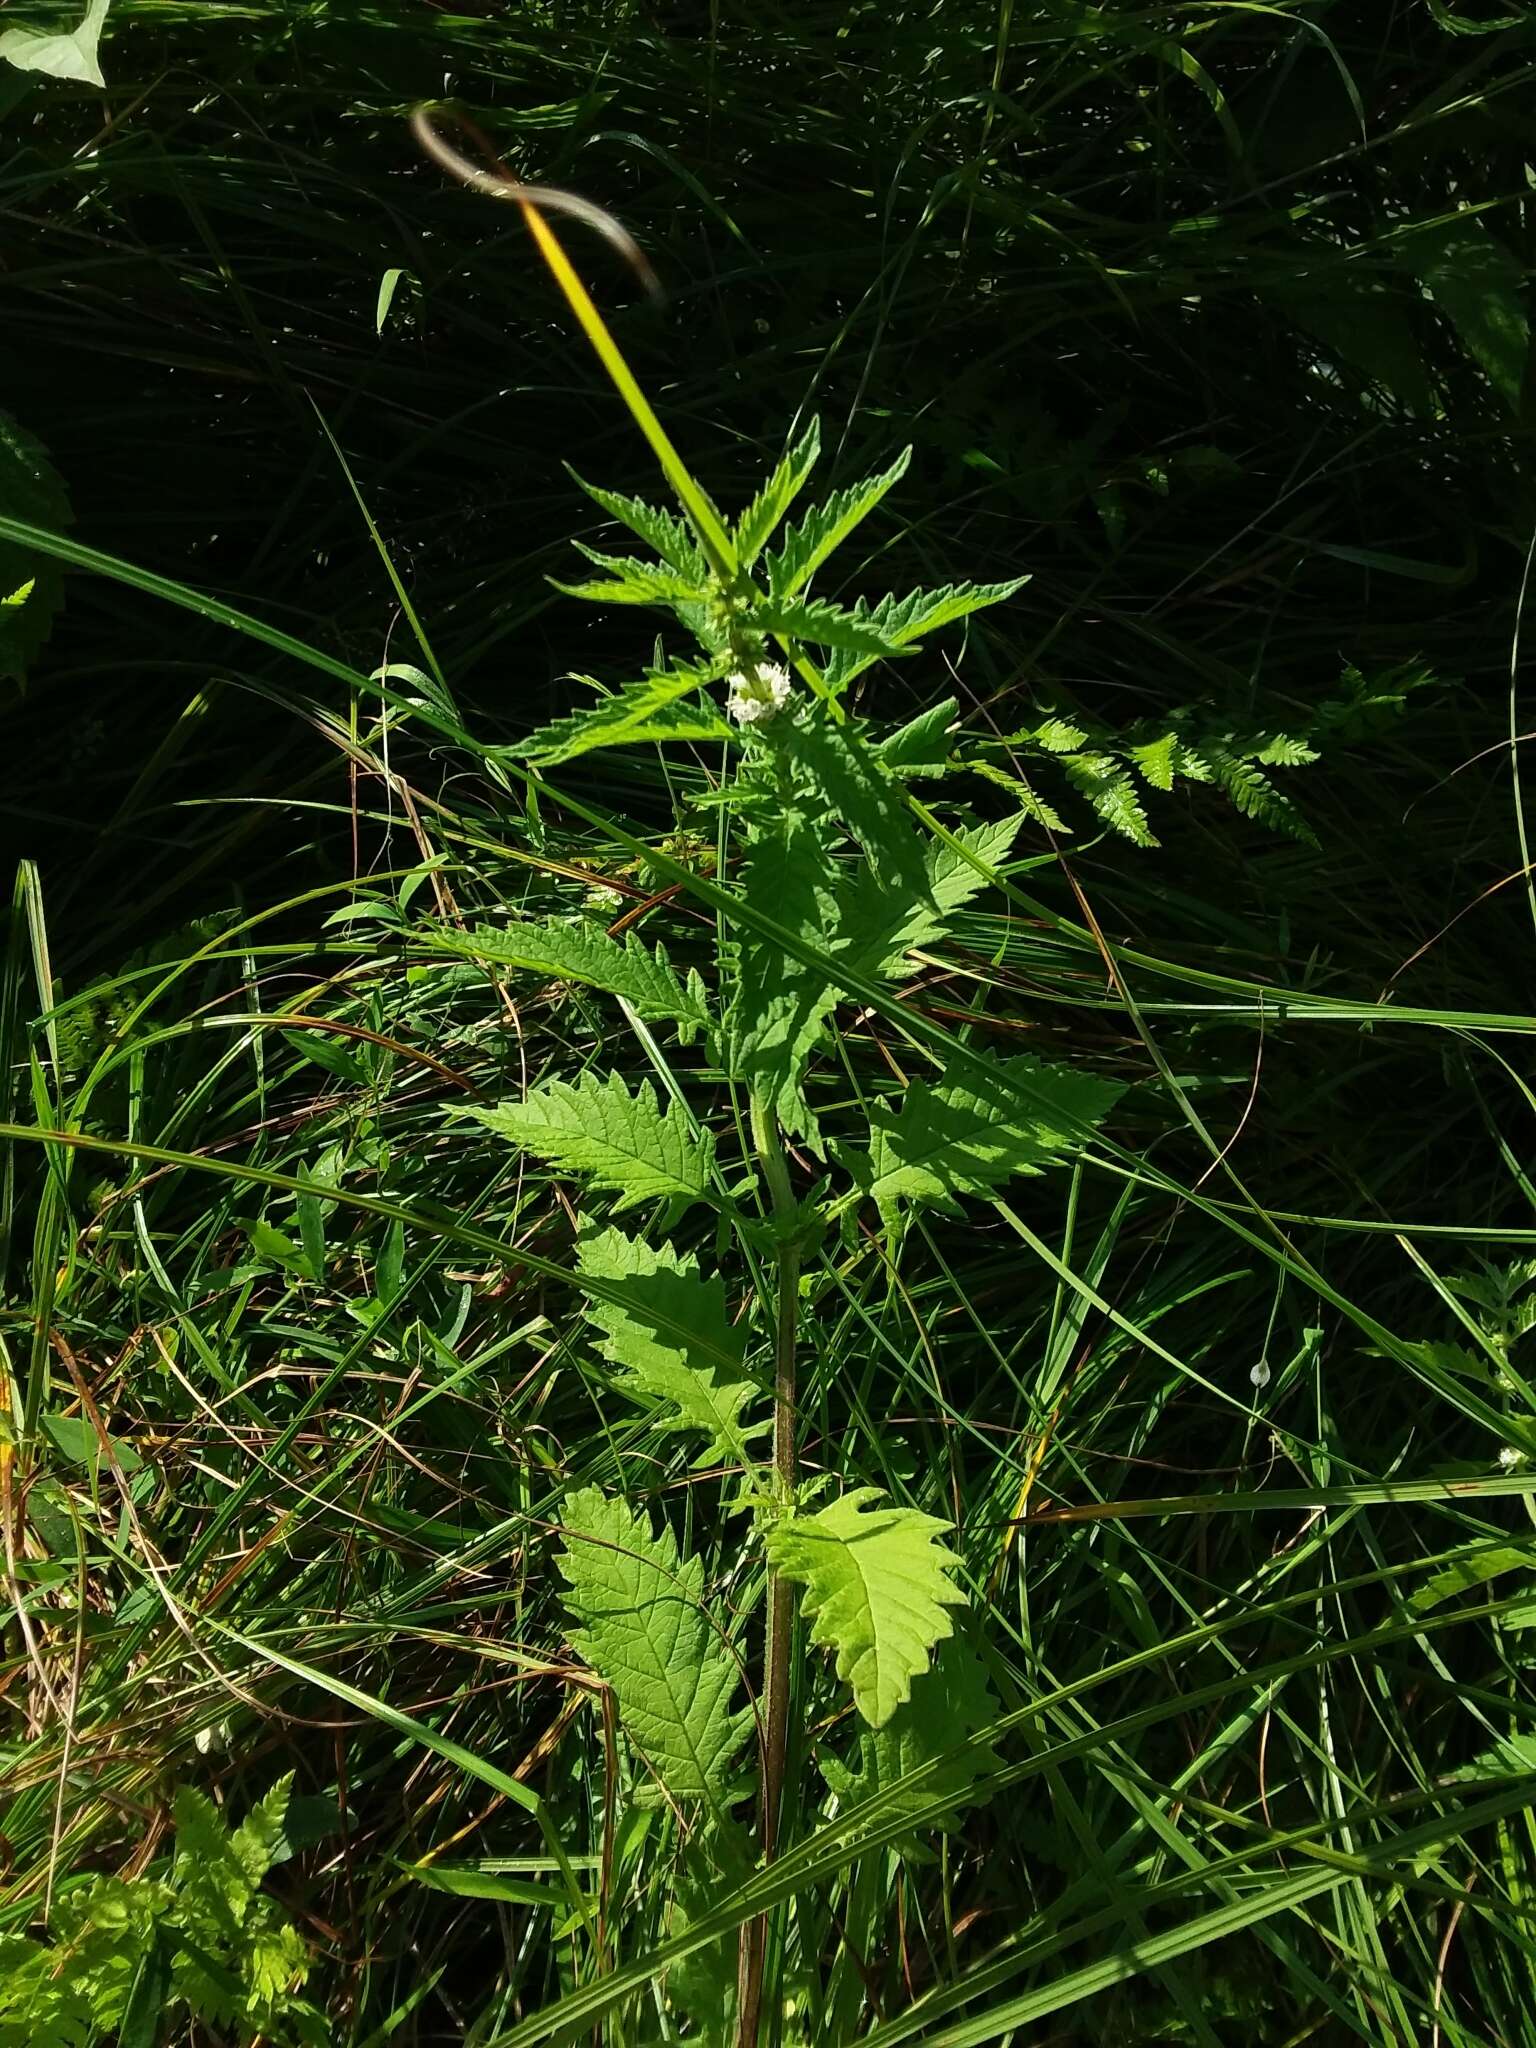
[3,2,1536,2045]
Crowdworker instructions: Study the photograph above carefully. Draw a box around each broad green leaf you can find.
[780,710,931,897]
[470,1072,715,1212]
[1402,216,1530,411]
[852,1053,1124,1219]
[766,1487,966,1727]
[557,1487,750,1805]
[566,469,709,578]
[0,0,110,85]
[733,418,821,568]
[428,920,710,1039]
[515,666,731,765]
[727,799,841,1144]
[879,697,958,778]
[0,411,71,682]
[553,543,708,607]
[577,1224,767,1469]
[766,448,912,597]
[821,1635,1001,1848]
[40,1410,142,1475]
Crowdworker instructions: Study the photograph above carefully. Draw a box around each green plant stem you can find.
[739,1093,801,2048]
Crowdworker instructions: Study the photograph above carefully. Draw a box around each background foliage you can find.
[5,1,1536,2042]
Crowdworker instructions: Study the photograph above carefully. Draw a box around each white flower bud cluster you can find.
[726,661,792,727]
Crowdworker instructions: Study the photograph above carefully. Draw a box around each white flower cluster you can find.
[726,660,792,727]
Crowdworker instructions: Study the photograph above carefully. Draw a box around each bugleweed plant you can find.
[408,130,1122,2037]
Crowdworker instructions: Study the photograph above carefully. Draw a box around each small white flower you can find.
[726,661,792,728]
[1499,1444,1524,1471]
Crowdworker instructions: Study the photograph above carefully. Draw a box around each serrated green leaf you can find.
[733,418,821,567]
[780,710,931,897]
[566,469,708,578]
[577,1225,766,1469]
[516,666,731,765]
[1402,216,1530,410]
[428,920,710,1039]
[840,812,1022,978]
[557,1487,750,1804]
[553,543,708,607]
[470,1072,715,1211]
[822,1635,1001,1849]
[822,575,1030,695]
[766,1487,966,1727]
[727,800,841,1145]
[864,575,1030,648]
[1410,1548,1532,1615]
[852,1053,1123,1218]
[756,593,910,655]
[766,447,912,598]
